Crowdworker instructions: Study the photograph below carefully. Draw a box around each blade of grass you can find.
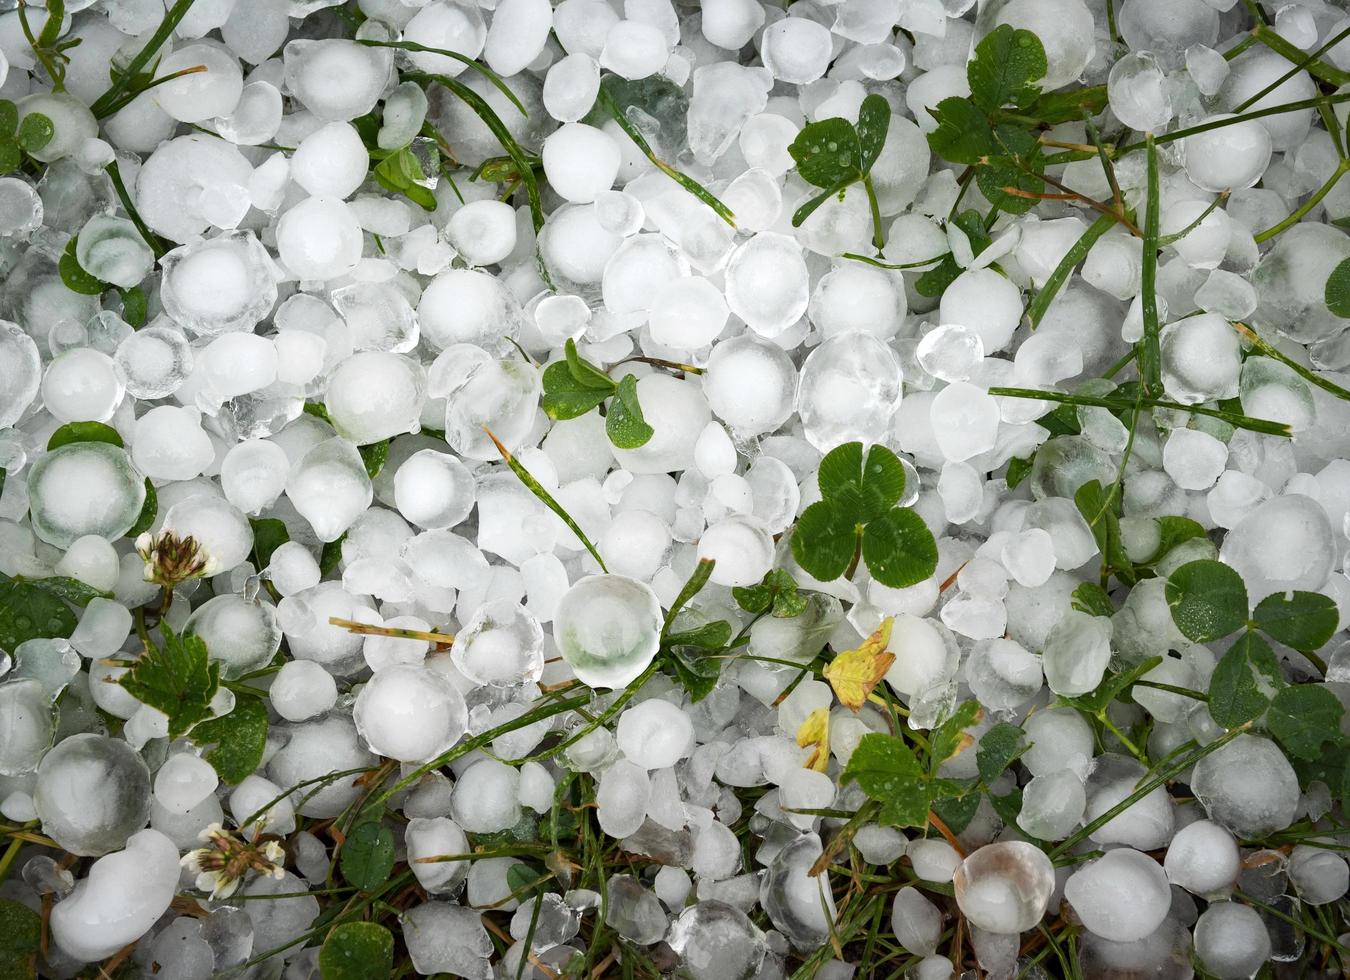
[988,386,1293,436]
[1141,134,1162,397]
[1253,158,1349,243]
[662,558,715,634]
[89,0,197,118]
[1250,22,1350,89]
[594,85,736,228]
[1232,321,1350,401]
[356,39,525,115]
[1027,213,1115,328]
[840,251,950,270]
[1119,92,1350,154]
[483,425,608,572]
[104,160,168,258]
[1157,192,1227,245]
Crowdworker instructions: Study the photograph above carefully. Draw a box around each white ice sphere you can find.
[27,442,146,549]
[1219,494,1333,600]
[610,374,711,475]
[1063,849,1170,943]
[215,80,283,146]
[1160,313,1242,404]
[602,233,686,316]
[76,216,153,289]
[419,269,524,350]
[353,663,467,763]
[452,599,545,687]
[36,734,150,856]
[437,351,539,461]
[1162,427,1227,491]
[891,886,942,956]
[1222,49,1316,151]
[1193,902,1271,980]
[966,638,1041,712]
[1017,769,1086,840]
[939,268,1022,353]
[183,594,282,679]
[114,325,194,400]
[0,679,55,776]
[269,659,338,722]
[403,1,485,75]
[55,535,120,593]
[286,437,374,542]
[451,759,521,834]
[0,320,39,427]
[1108,52,1172,133]
[616,698,693,770]
[50,829,179,962]
[484,0,552,77]
[1022,707,1094,778]
[1183,114,1273,193]
[701,0,764,48]
[199,332,278,399]
[931,382,1000,462]
[42,348,123,423]
[1164,819,1239,896]
[600,510,672,581]
[406,816,470,894]
[697,516,773,587]
[134,135,252,243]
[917,324,984,383]
[1288,845,1350,905]
[131,406,214,481]
[153,753,218,814]
[325,351,426,445]
[0,177,42,237]
[554,574,662,689]
[291,122,368,199]
[446,199,517,266]
[952,841,1055,935]
[544,52,601,123]
[17,92,97,163]
[796,332,903,452]
[1042,610,1112,697]
[394,449,475,529]
[649,276,729,349]
[162,232,280,336]
[726,232,809,337]
[543,123,619,204]
[221,438,290,515]
[1191,734,1300,838]
[153,43,242,122]
[600,20,669,80]
[703,333,796,438]
[761,17,832,84]
[596,759,650,838]
[284,38,392,122]
[809,264,907,341]
[276,197,364,281]
[883,615,952,697]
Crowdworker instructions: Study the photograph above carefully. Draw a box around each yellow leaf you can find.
[823,616,896,712]
[796,707,830,772]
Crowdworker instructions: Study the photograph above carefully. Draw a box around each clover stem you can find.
[862,174,885,251]
[844,528,863,580]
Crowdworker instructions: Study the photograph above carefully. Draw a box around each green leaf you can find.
[340,821,396,891]
[0,141,17,175]
[0,101,16,139]
[1326,256,1350,319]
[1074,480,1133,584]
[564,338,616,391]
[663,558,716,632]
[491,435,609,573]
[541,361,611,420]
[58,238,106,296]
[977,723,1028,784]
[930,792,980,834]
[319,534,346,577]
[862,508,938,589]
[1006,455,1033,490]
[1208,630,1283,729]
[1069,656,1164,716]
[605,374,654,449]
[0,573,78,650]
[189,697,268,784]
[856,93,892,173]
[1071,582,1114,618]
[1027,85,1108,124]
[1266,685,1345,761]
[319,922,394,980]
[842,733,932,827]
[358,440,389,479]
[976,128,1043,214]
[250,518,290,570]
[666,648,721,703]
[927,97,995,165]
[818,441,865,499]
[930,700,982,773]
[128,478,157,538]
[988,788,1023,827]
[789,116,862,189]
[26,576,109,606]
[665,620,733,650]
[915,253,964,298]
[304,401,333,424]
[120,285,147,327]
[1252,591,1339,651]
[1165,559,1249,643]
[792,180,851,228]
[790,500,856,583]
[119,625,220,740]
[0,898,40,980]
[968,25,1048,112]
[16,112,53,152]
[47,420,123,450]
[732,568,806,618]
[1147,516,1208,564]
[818,442,905,522]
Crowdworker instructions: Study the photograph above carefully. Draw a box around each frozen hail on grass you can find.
[0,0,1349,978]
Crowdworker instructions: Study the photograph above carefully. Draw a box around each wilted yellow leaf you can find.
[823,616,896,712]
[796,707,830,772]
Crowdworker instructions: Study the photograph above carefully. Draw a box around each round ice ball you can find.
[27,442,146,549]
[35,733,151,856]
[353,663,468,763]
[394,449,476,529]
[1183,114,1273,193]
[952,841,1055,934]
[184,594,283,680]
[542,123,621,204]
[553,574,662,689]
[276,196,364,280]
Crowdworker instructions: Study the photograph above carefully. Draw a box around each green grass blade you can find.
[662,558,715,634]
[841,251,950,270]
[484,426,608,572]
[1250,22,1350,91]
[988,386,1292,437]
[357,39,526,115]
[1141,134,1162,397]
[1027,213,1115,328]
[1234,321,1350,402]
[89,0,197,118]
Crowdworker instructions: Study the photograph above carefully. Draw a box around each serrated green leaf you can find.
[1208,630,1283,729]
[564,338,616,391]
[1165,559,1249,643]
[358,440,389,479]
[1253,590,1339,651]
[927,97,995,166]
[792,181,850,228]
[1071,582,1114,618]
[843,732,932,827]
[968,25,1048,112]
[856,93,892,173]
[319,922,394,980]
[26,576,109,606]
[930,700,982,773]
[989,788,1024,827]
[1070,656,1164,716]
[605,374,654,449]
[930,791,980,834]
[340,821,395,890]
[790,499,856,583]
[128,478,157,538]
[1326,256,1350,318]
[915,253,964,297]
[119,625,220,740]
[1266,685,1345,761]
[59,238,106,296]
[249,518,290,570]
[47,420,123,450]
[0,572,78,650]
[732,568,806,618]
[977,722,1028,784]
[862,508,938,589]
[189,697,268,784]
[16,112,53,153]
[789,116,862,189]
